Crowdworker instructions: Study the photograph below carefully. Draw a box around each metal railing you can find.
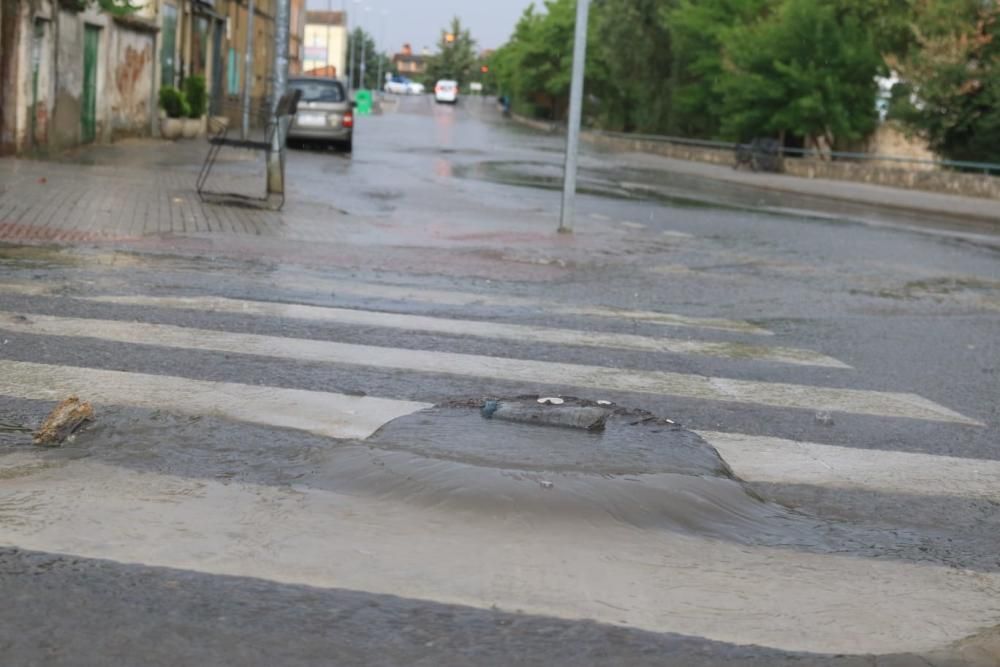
[590,129,1000,176]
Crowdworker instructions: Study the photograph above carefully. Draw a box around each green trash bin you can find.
[355,89,373,116]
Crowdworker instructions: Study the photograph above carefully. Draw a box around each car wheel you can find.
[340,138,353,154]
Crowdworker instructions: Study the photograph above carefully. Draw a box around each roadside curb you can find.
[506,114,1000,230]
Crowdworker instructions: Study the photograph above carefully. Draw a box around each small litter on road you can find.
[815,411,835,426]
[537,397,564,405]
[33,396,95,447]
[494,402,610,432]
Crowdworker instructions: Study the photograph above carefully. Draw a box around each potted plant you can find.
[183,75,207,138]
[158,87,186,140]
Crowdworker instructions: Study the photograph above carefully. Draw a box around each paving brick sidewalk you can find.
[2,134,998,255]
[0,142,282,244]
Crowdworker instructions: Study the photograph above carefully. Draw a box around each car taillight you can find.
[435,86,442,94]
[343,112,354,128]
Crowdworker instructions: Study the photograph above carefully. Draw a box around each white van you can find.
[434,80,459,104]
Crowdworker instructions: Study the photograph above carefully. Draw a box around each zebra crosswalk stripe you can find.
[1,356,991,502]
[263,278,777,335]
[1,456,997,656]
[0,359,430,440]
[699,431,1000,499]
[0,311,980,424]
[74,293,847,368]
[0,279,774,335]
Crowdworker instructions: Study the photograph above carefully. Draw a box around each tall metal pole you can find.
[349,0,360,89]
[376,10,386,94]
[348,26,355,89]
[240,0,257,140]
[360,27,367,89]
[326,0,332,75]
[267,0,291,196]
[558,0,590,234]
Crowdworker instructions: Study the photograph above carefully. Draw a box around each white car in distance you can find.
[385,76,425,95]
[434,80,459,104]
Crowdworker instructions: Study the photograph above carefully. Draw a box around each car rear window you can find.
[291,80,346,103]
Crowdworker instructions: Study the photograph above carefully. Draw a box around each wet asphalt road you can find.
[1,95,999,665]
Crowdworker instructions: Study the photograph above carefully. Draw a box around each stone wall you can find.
[580,125,1000,202]
[782,160,1000,200]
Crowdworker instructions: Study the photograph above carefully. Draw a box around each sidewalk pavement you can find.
[0,140,281,244]
[608,149,1000,227]
[1,135,997,261]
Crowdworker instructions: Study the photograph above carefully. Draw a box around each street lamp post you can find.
[349,0,362,89]
[376,9,388,95]
[558,0,591,233]
[240,0,256,140]
[266,0,291,197]
[359,5,371,89]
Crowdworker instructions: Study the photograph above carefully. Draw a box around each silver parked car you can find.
[287,77,354,153]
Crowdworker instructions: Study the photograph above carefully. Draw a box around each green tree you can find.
[347,28,390,90]
[493,1,607,120]
[890,2,1000,162]
[592,0,678,133]
[716,0,882,146]
[665,0,776,138]
[425,17,478,87]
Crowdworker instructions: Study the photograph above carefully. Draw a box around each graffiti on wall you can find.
[112,35,153,134]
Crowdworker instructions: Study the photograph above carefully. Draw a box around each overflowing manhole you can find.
[351,396,803,537]
[367,396,734,479]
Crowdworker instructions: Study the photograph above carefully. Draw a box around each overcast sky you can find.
[305,0,533,52]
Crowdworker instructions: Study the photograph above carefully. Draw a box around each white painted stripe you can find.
[699,431,1000,499]
[0,283,51,296]
[0,312,979,424]
[2,458,998,655]
[80,294,847,368]
[0,280,772,335]
[0,359,430,439]
[275,279,775,335]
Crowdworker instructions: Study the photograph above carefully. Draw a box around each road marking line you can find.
[2,458,998,655]
[0,312,979,424]
[0,280,773,336]
[0,359,430,440]
[698,431,1000,499]
[75,294,847,368]
[269,279,776,335]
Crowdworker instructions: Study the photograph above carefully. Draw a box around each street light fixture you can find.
[377,9,389,94]
[559,0,591,233]
[349,0,363,90]
[360,4,372,89]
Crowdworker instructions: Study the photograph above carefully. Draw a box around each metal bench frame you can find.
[196,89,303,211]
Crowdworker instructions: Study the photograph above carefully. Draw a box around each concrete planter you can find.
[161,117,184,140]
[182,117,201,139]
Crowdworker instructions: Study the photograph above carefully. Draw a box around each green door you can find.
[81,25,100,143]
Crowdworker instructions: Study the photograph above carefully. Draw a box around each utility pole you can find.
[349,0,362,89]
[348,26,355,89]
[240,0,256,140]
[360,29,367,89]
[376,9,387,94]
[266,0,291,197]
[558,0,591,234]
[326,0,332,76]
